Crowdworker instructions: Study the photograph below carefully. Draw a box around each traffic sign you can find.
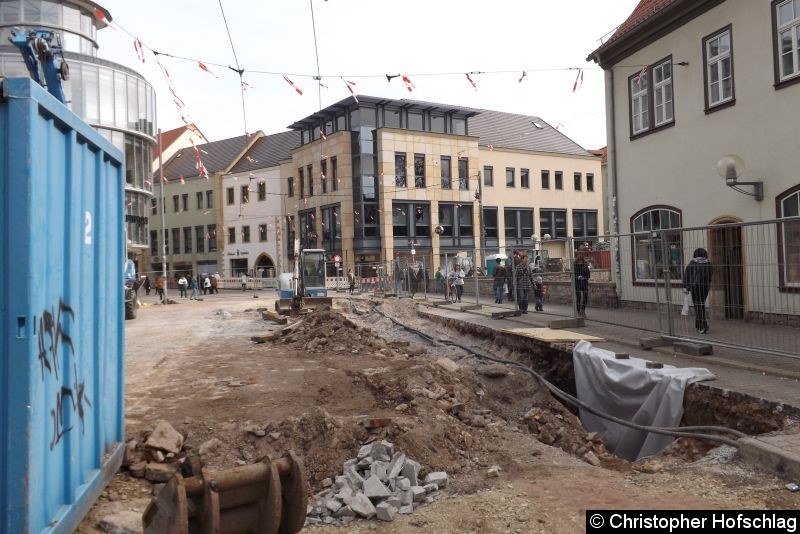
[333,254,341,262]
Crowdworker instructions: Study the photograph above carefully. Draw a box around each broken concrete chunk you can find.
[478,364,509,378]
[334,475,348,489]
[97,510,143,534]
[268,432,281,441]
[145,463,176,483]
[423,471,448,489]
[436,358,460,373]
[386,496,403,509]
[334,505,356,519]
[411,486,426,502]
[398,489,414,506]
[325,499,342,513]
[123,440,139,467]
[356,456,374,469]
[380,440,395,458]
[198,438,222,457]
[321,478,333,488]
[487,465,501,477]
[145,420,184,455]
[400,460,420,485]
[396,477,411,491]
[357,444,373,460]
[336,486,354,502]
[348,493,377,518]
[398,505,414,515]
[370,461,389,482]
[387,452,406,480]
[422,483,439,494]
[363,475,391,500]
[344,466,365,490]
[376,502,397,522]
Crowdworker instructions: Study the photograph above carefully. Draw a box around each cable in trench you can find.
[366,304,745,450]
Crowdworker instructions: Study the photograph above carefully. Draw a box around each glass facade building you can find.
[0,0,156,255]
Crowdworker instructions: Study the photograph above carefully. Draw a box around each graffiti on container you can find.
[36,299,92,450]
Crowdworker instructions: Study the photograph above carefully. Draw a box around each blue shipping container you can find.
[0,78,125,533]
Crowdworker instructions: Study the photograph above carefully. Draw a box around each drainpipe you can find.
[605,67,622,298]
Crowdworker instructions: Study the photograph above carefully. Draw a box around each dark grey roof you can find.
[158,134,253,181]
[397,98,589,156]
[287,95,588,157]
[229,130,301,174]
[468,110,588,156]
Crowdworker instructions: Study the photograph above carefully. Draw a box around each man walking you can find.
[515,255,534,313]
[683,248,713,333]
[574,256,591,317]
[435,267,443,294]
[347,268,356,294]
[178,274,188,299]
[240,272,247,291]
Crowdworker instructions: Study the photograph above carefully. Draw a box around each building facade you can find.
[588,0,800,317]
[281,96,603,274]
[221,130,299,277]
[0,0,157,267]
[151,133,261,278]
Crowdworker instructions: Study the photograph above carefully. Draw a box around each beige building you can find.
[280,96,603,274]
[150,133,261,278]
[588,0,800,317]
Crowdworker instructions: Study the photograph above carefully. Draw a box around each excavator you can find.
[276,243,333,315]
[11,28,308,534]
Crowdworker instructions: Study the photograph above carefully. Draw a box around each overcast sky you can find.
[97,0,639,150]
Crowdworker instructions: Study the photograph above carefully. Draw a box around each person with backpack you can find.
[683,248,713,333]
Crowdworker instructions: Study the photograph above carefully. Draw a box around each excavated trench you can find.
[412,307,795,438]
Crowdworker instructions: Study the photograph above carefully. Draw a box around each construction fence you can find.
[440,219,799,358]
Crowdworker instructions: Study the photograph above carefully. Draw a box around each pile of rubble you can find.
[123,420,185,486]
[305,439,448,526]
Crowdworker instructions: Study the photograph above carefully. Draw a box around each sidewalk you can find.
[415,294,800,413]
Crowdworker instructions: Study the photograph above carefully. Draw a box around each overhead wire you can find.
[308,0,323,110]
[217,0,248,135]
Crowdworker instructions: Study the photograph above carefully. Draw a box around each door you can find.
[711,225,744,320]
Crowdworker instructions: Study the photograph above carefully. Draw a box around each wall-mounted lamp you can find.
[716,155,763,201]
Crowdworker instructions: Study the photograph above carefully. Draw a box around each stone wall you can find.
[460,277,619,308]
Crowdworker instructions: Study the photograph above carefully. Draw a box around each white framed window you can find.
[631,207,682,282]
[776,0,800,81]
[630,72,649,135]
[778,187,800,288]
[652,60,673,126]
[704,27,734,108]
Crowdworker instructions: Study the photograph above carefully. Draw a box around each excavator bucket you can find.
[142,452,308,534]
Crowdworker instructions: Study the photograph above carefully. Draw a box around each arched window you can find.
[778,186,800,289]
[631,206,682,281]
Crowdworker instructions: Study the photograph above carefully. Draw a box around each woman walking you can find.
[683,248,713,334]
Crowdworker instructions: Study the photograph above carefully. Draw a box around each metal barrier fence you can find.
[440,219,800,358]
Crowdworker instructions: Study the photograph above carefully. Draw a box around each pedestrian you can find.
[492,258,506,304]
[505,257,515,302]
[213,272,221,294]
[533,276,545,312]
[240,272,247,291]
[188,275,198,300]
[683,247,713,334]
[155,275,165,302]
[178,274,188,299]
[574,256,591,317]
[435,267,444,294]
[143,275,151,296]
[204,275,211,295]
[515,255,535,313]
[452,264,465,302]
[347,268,355,294]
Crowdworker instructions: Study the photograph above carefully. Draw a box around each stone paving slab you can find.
[739,434,800,481]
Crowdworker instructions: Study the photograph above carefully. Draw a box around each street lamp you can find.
[716,154,764,201]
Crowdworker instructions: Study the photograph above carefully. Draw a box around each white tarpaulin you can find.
[573,340,716,461]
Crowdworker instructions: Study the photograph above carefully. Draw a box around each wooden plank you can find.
[498,327,605,342]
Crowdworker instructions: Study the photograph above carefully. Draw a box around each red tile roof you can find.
[590,147,608,164]
[606,0,677,45]
[152,125,206,160]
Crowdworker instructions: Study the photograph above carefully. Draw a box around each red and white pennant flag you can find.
[198,62,219,78]
[283,75,303,95]
[342,78,358,103]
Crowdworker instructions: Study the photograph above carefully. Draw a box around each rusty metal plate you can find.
[278,451,308,534]
[142,473,189,534]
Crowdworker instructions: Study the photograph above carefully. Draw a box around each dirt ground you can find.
[79,293,800,533]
